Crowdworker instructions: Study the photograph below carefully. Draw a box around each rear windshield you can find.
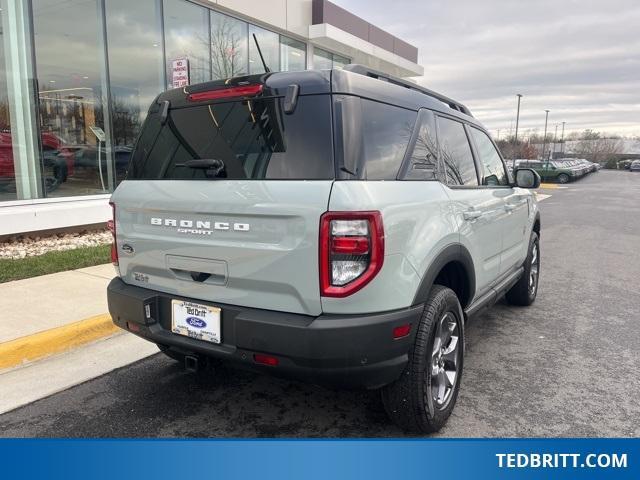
[128,95,334,180]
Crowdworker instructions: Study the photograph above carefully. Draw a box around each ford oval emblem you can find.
[121,244,134,254]
[186,316,206,329]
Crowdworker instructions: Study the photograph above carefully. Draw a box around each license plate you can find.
[171,300,221,344]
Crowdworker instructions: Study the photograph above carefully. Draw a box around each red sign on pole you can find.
[171,58,190,88]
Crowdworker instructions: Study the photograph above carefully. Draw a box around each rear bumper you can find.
[107,277,422,389]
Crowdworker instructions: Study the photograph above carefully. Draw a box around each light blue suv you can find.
[107,65,542,433]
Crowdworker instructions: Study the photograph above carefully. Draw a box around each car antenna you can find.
[252,33,271,73]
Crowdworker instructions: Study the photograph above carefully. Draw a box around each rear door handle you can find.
[463,210,483,221]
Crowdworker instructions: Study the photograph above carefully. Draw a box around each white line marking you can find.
[535,193,552,201]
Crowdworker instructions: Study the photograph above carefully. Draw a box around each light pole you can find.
[541,110,550,162]
[560,121,566,154]
[553,123,558,159]
[512,94,522,169]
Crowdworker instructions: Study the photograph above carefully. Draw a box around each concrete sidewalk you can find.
[0,264,157,413]
[0,264,115,344]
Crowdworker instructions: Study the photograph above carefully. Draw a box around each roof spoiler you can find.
[342,64,473,118]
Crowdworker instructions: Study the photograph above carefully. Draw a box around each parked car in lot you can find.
[107,65,542,433]
[516,159,577,183]
[575,158,599,172]
[630,160,640,172]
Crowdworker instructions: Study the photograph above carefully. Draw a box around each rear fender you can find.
[412,244,475,309]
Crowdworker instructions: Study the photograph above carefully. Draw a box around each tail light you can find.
[320,211,384,297]
[187,84,263,102]
[108,201,117,266]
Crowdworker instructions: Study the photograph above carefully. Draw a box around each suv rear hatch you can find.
[111,73,334,316]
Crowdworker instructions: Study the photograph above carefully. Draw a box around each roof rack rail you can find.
[342,64,473,117]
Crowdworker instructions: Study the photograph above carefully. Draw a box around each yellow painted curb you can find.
[0,314,118,371]
[538,183,559,189]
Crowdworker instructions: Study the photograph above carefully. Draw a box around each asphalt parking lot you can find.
[1,170,639,438]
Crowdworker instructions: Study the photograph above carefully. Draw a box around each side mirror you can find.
[514,168,541,189]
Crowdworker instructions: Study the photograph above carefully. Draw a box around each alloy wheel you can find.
[430,311,460,409]
[529,242,539,296]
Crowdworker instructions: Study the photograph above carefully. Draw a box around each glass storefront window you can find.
[280,36,306,72]
[211,10,248,79]
[33,0,112,197]
[313,48,333,70]
[313,48,350,70]
[1,0,352,207]
[106,0,164,185]
[0,7,15,202]
[333,53,350,69]
[164,0,210,88]
[248,25,279,74]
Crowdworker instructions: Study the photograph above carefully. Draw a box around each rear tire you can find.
[382,285,464,433]
[506,232,540,306]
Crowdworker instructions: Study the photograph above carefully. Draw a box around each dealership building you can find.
[0,0,422,236]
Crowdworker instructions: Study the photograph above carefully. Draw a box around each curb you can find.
[0,314,119,371]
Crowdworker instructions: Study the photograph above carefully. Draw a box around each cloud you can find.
[333,0,640,136]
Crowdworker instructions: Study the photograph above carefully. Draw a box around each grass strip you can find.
[0,244,111,283]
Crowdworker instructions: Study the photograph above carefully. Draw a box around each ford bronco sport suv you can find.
[107,65,542,433]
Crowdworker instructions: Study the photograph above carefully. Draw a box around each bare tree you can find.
[574,132,623,164]
[211,17,247,79]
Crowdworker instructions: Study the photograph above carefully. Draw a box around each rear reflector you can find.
[126,322,141,333]
[253,354,279,367]
[393,324,411,339]
[188,84,263,102]
[108,202,117,266]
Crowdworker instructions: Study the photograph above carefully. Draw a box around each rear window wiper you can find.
[175,159,227,178]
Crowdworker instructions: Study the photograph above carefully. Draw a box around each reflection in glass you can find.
[164,0,210,87]
[313,48,333,69]
[248,25,278,74]
[359,99,416,180]
[313,48,349,69]
[33,0,111,197]
[280,36,305,71]
[106,0,164,184]
[332,53,350,69]
[437,117,478,186]
[211,11,248,79]
[469,127,508,186]
[406,114,440,181]
[129,96,334,180]
[0,7,15,202]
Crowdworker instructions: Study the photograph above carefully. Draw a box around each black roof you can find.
[159,66,482,128]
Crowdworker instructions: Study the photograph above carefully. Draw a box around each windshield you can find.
[128,95,334,180]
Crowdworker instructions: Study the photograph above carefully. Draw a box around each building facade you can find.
[0,0,422,236]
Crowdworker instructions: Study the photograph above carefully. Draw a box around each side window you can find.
[437,116,478,186]
[403,111,443,181]
[469,127,508,186]
[359,99,417,180]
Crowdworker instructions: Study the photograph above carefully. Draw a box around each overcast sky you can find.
[334,0,640,138]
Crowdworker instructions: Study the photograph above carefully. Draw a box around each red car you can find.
[0,132,75,192]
